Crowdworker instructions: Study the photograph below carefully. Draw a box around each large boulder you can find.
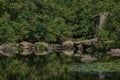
[34,42,50,56]
[107,49,120,57]
[63,40,74,49]
[19,41,34,55]
[0,43,18,56]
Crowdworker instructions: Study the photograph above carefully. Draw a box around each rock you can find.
[0,43,18,56]
[74,43,83,54]
[81,54,97,63]
[63,40,74,49]
[99,12,109,27]
[94,12,109,27]
[19,41,34,55]
[53,44,66,50]
[74,54,81,57]
[35,42,50,56]
[63,41,83,54]
[63,50,74,56]
[80,38,99,45]
[107,49,120,57]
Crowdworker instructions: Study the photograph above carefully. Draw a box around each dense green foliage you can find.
[0,0,120,44]
[0,0,120,80]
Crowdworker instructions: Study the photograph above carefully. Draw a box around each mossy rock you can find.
[35,42,49,56]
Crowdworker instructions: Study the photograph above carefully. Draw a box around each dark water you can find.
[0,52,120,80]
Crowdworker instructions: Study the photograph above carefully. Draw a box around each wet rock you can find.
[0,43,18,56]
[81,54,97,63]
[19,41,34,55]
[35,42,50,56]
[107,49,120,57]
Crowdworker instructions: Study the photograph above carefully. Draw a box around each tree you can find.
[104,2,120,43]
[47,17,73,44]
[0,12,17,44]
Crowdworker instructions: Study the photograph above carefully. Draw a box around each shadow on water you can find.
[69,72,120,80]
[0,52,120,80]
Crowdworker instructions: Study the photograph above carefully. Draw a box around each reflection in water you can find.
[0,52,120,80]
[70,72,120,80]
[63,50,74,56]
[0,41,83,56]
[0,42,120,80]
[0,43,18,56]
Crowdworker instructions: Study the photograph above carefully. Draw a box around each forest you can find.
[0,0,120,44]
[0,0,120,80]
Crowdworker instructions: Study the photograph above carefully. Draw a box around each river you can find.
[0,52,120,80]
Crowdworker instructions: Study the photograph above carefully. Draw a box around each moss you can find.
[37,45,46,52]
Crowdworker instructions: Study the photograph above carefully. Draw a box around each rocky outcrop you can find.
[107,49,120,57]
[0,39,116,58]
[0,43,18,56]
